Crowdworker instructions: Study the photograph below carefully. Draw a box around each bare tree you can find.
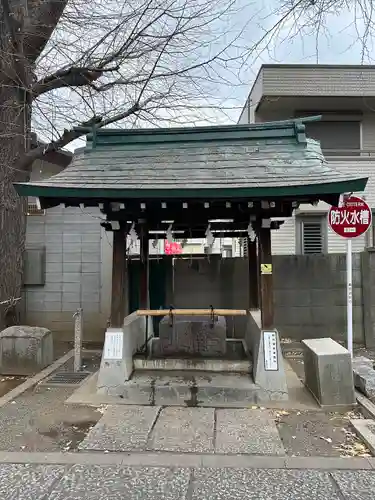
[0,0,248,327]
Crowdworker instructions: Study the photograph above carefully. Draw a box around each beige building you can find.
[238,64,375,254]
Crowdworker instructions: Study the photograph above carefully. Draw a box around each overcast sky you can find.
[230,1,373,121]
[40,1,373,151]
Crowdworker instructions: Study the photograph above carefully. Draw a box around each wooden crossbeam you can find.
[136,308,248,317]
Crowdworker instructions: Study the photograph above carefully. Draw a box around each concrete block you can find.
[82,292,100,302]
[62,273,81,283]
[81,301,100,312]
[63,233,81,243]
[82,252,101,263]
[62,243,82,252]
[82,262,100,273]
[62,292,81,303]
[44,301,62,312]
[0,326,53,375]
[45,273,63,283]
[302,338,356,407]
[63,252,81,263]
[46,252,62,263]
[352,356,375,401]
[62,283,80,293]
[44,292,62,302]
[62,262,81,273]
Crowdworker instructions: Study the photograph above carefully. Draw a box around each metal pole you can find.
[346,238,353,357]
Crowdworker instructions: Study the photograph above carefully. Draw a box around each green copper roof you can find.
[15,118,368,200]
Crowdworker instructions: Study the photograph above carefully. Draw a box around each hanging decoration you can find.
[128,222,138,246]
[166,224,173,244]
[247,222,256,242]
[205,223,214,248]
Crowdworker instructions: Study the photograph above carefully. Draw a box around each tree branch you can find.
[16,94,165,170]
[31,66,119,97]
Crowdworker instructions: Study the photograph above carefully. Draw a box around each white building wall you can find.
[259,65,375,97]
[241,68,375,255]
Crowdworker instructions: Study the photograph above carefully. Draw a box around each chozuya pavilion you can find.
[15,117,368,405]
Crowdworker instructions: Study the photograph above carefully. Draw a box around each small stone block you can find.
[0,326,53,375]
[302,338,356,407]
[159,315,226,357]
[352,356,375,401]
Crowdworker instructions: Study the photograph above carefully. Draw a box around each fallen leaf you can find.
[320,436,333,444]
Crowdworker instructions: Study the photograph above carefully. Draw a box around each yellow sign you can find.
[261,263,272,275]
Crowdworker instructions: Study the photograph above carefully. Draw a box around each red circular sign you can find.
[328,195,372,238]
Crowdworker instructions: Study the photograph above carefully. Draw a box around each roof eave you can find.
[14,177,369,203]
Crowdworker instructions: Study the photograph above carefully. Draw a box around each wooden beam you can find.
[258,226,274,329]
[110,228,127,327]
[248,237,259,309]
[137,309,248,316]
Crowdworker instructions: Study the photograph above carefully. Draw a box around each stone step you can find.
[133,356,252,374]
[113,370,288,407]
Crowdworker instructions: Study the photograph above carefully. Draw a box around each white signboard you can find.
[104,330,123,360]
[263,330,278,371]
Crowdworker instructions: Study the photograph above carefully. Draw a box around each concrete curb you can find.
[0,349,74,408]
[356,390,375,419]
[0,451,372,470]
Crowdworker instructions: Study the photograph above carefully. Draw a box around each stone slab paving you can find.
[0,462,375,498]
[215,409,285,455]
[79,406,285,455]
[332,471,375,500]
[191,468,342,500]
[49,465,191,500]
[148,407,215,453]
[79,406,160,452]
[0,464,66,500]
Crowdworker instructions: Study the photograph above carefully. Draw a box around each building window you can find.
[222,245,233,258]
[295,113,361,156]
[297,216,327,254]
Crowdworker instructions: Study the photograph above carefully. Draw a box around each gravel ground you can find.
[0,384,102,452]
[280,340,371,457]
[275,409,370,457]
[0,350,103,453]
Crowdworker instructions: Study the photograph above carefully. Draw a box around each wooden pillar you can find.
[139,228,149,309]
[110,228,127,328]
[258,226,274,329]
[247,236,259,309]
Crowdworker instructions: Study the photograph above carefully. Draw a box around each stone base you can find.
[246,313,288,399]
[98,370,289,406]
[159,315,226,357]
[0,325,53,375]
[302,338,356,408]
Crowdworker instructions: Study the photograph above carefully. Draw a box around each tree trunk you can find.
[0,84,31,329]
